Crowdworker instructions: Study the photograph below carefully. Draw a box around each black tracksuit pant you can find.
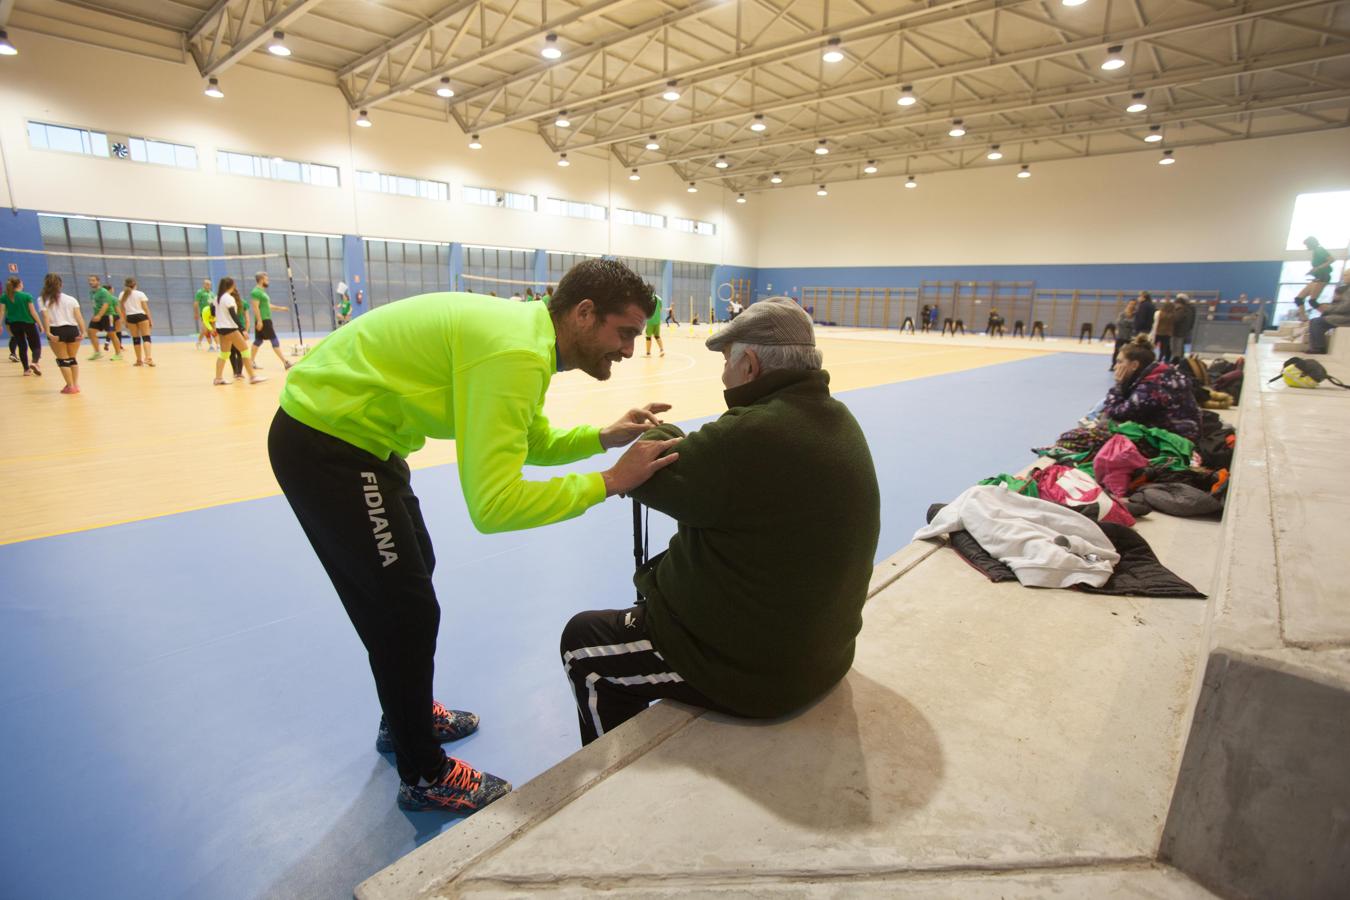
[9,322,41,369]
[268,409,445,784]
[560,604,724,746]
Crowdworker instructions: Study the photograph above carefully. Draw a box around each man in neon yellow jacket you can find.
[268,259,678,814]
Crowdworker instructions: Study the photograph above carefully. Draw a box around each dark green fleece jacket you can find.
[632,368,881,717]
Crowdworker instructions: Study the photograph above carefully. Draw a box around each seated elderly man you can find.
[559,299,881,745]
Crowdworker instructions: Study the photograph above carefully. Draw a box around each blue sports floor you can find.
[0,352,1107,899]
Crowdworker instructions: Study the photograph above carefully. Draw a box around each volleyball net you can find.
[0,244,341,345]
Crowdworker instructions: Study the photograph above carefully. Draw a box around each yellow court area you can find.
[0,326,1059,546]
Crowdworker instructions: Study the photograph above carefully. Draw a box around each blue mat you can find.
[0,351,1107,899]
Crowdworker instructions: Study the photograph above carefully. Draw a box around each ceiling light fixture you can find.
[905,175,917,189]
[557,153,570,167]
[0,30,17,56]
[986,144,1003,160]
[629,169,641,181]
[736,193,747,204]
[750,114,767,132]
[897,84,916,106]
[204,77,224,99]
[863,161,878,174]
[1126,92,1147,113]
[1017,164,1031,178]
[1144,124,1163,143]
[661,81,680,101]
[645,135,660,151]
[949,119,966,137]
[770,172,783,184]
[687,182,699,193]
[468,134,482,150]
[1101,44,1126,71]
[1159,149,1176,166]
[355,110,372,128]
[555,111,570,128]
[714,155,729,169]
[822,37,844,63]
[1062,0,1088,7]
[267,30,291,57]
[815,139,829,155]
[817,184,829,196]
[541,33,562,60]
[437,77,454,98]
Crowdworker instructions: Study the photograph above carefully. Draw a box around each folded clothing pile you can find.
[918,486,1203,598]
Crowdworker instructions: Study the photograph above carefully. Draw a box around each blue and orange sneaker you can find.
[375,701,479,753]
[397,757,511,812]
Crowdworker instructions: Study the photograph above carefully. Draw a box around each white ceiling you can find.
[10,0,1350,190]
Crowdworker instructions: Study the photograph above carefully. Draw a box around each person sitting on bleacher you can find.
[558,299,881,746]
[1308,283,1350,355]
[1100,335,1202,440]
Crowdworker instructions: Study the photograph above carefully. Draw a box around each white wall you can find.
[753,128,1350,268]
[0,29,757,266]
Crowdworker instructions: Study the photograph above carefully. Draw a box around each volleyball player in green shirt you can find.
[644,293,665,357]
[195,279,217,350]
[248,272,293,371]
[1298,236,1335,303]
[86,275,123,361]
[268,259,678,814]
[2,277,42,375]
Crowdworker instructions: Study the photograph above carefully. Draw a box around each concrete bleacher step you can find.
[1157,343,1350,900]
[361,342,1350,900]
[358,508,1226,899]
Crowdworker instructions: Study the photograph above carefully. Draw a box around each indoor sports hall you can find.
[1,2,1348,899]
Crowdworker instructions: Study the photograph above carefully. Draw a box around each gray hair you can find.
[728,341,823,374]
[255,271,268,282]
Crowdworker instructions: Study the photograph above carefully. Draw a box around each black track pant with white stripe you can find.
[560,605,725,746]
[268,408,446,785]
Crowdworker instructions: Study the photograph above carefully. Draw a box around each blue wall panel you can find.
[0,209,47,298]
[754,261,1283,304]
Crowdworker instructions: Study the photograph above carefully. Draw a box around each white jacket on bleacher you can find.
[913,484,1120,589]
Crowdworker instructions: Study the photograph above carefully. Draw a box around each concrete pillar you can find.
[342,234,367,317]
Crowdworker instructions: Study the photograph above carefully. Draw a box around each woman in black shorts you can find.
[120,277,155,367]
[212,277,265,386]
[40,274,87,394]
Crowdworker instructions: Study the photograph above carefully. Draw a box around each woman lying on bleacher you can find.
[1100,335,1202,441]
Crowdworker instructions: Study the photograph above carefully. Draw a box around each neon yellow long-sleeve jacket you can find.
[279,292,605,533]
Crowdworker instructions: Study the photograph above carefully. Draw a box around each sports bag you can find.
[1269,357,1349,389]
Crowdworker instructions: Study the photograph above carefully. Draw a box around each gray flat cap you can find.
[706,297,815,352]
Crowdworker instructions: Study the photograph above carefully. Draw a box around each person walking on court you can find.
[1153,298,1176,361]
[86,275,123,361]
[2,277,43,377]
[560,298,880,745]
[1110,300,1137,369]
[212,277,265,386]
[1172,293,1196,357]
[120,277,155,367]
[249,272,293,371]
[268,258,679,815]
[195,278,217,350]
[40,275,86,394]
[645,293,665,357]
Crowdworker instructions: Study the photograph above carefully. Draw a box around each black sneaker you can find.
[397,757,511,812]
[376,701,479,752]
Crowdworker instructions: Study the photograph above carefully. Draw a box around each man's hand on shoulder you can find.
[602,438,681,496]
[600,402,672,449]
